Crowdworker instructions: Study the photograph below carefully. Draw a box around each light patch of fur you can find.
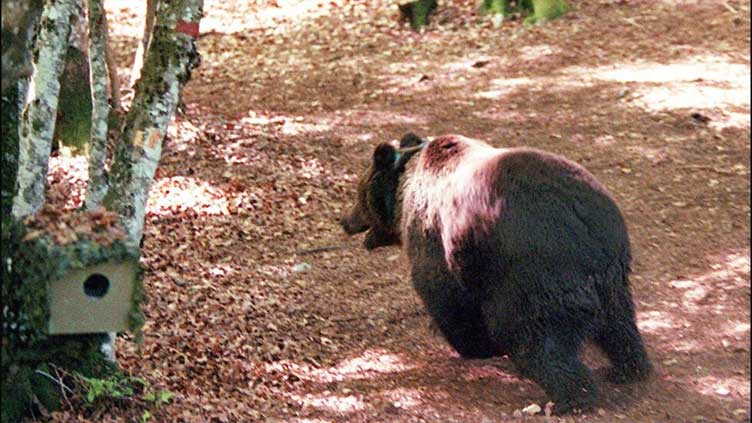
[401,136,506,269]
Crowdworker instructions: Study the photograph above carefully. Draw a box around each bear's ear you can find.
[399,132,423,148]
[373,143,397,171]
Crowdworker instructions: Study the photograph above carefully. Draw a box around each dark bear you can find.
[340,133,651,414]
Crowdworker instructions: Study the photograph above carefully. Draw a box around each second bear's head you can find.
[339,133,425,250]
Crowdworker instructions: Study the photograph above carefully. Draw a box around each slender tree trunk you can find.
[130,0,159,87]
[84,0,110,210]
[12,0,81,219]
[1,1,40,220]
[103,0,203,245]
[101,6,122,115]
[0,0,43,95]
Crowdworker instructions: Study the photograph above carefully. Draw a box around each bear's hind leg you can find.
[511,331,597,415]
[429,298,498,359]
[594,314,652,383]
[416,276,498,359]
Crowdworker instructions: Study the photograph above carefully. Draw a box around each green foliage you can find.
[68,372,174,420]
[1,333,119,423]
[77,373,136,404]
[142,389,174,407]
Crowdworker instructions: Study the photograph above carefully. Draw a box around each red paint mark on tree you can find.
[175,21,199,38]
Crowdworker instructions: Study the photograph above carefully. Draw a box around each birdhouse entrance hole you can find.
[83,273,110,298]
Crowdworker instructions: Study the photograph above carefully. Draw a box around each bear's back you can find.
[401,135,630,288]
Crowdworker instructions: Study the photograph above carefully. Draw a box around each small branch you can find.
[12,0,80,218]
[723,2,738,13]
[34,370,72,394]
[35,368,74,397]
[84,0,111,210]
[100,5,122,115]
[130,0,158,87]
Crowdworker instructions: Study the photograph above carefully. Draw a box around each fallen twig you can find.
[295,245,344,255]
[35,368,74,397]
[723,2,738,13]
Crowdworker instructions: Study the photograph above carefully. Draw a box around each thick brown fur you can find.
[340,133,651,414]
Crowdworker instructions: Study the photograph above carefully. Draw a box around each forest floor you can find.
[47,0,750,421]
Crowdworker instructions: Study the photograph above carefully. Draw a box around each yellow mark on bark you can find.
[133,130,144,148]
[147,130,161,149]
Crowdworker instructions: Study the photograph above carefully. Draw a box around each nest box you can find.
[2,211,145,338]
[47,259,140,334]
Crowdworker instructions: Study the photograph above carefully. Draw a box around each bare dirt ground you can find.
[49,0,750,421]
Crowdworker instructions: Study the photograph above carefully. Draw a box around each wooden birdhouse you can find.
[47,258,140,334]
[2,208,145,338]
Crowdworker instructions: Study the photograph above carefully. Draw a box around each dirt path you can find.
[54,0,750,421]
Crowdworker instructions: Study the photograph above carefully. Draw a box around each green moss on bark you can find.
[478,0,567,23]
[525,0,568,24]
[1,84,21,221]
[1,215,145,422]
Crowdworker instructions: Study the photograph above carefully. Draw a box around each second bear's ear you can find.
[399,132,423,148]
[373,143,397,171]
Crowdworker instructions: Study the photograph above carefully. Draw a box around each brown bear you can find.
[340,133,651,414]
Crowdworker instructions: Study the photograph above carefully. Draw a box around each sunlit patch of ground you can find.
[693,375,750,402]
[472,54,750,130]
[641,249,750,357]
[291,392,367,414]
[241,112,332,137]
[103,0,144,38]
[638,310,679,334]
[147,176,233,216]
[568,54,751,129]
[202,0,370,33]
[381,388,424,409]
[265,349,420,384]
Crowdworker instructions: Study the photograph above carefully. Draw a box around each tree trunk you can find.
[526,0,568,24]
[101,5,122,115]
[399,0,438,31]
[0,0,43,95]
[130,0,159,87]
[1,0,40,221]
[103,0,203,245]
[479,0,512,17]
[84,0,111,210]
[12,0,81,219]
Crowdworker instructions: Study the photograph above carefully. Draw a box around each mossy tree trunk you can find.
[527,0,568,24]
[84,0,111,210]
[479,0,568,24]
[12,0,82,219]
[103,0,203,246]
[480,0,513,17]
[399,0,438,31]
[1,0,41,221]
[0,0,43,95]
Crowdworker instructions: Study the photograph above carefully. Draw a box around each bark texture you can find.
[12,0,81,219]
[84,0,110,210]
[103,0,203,245]
[0,0,43,95]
